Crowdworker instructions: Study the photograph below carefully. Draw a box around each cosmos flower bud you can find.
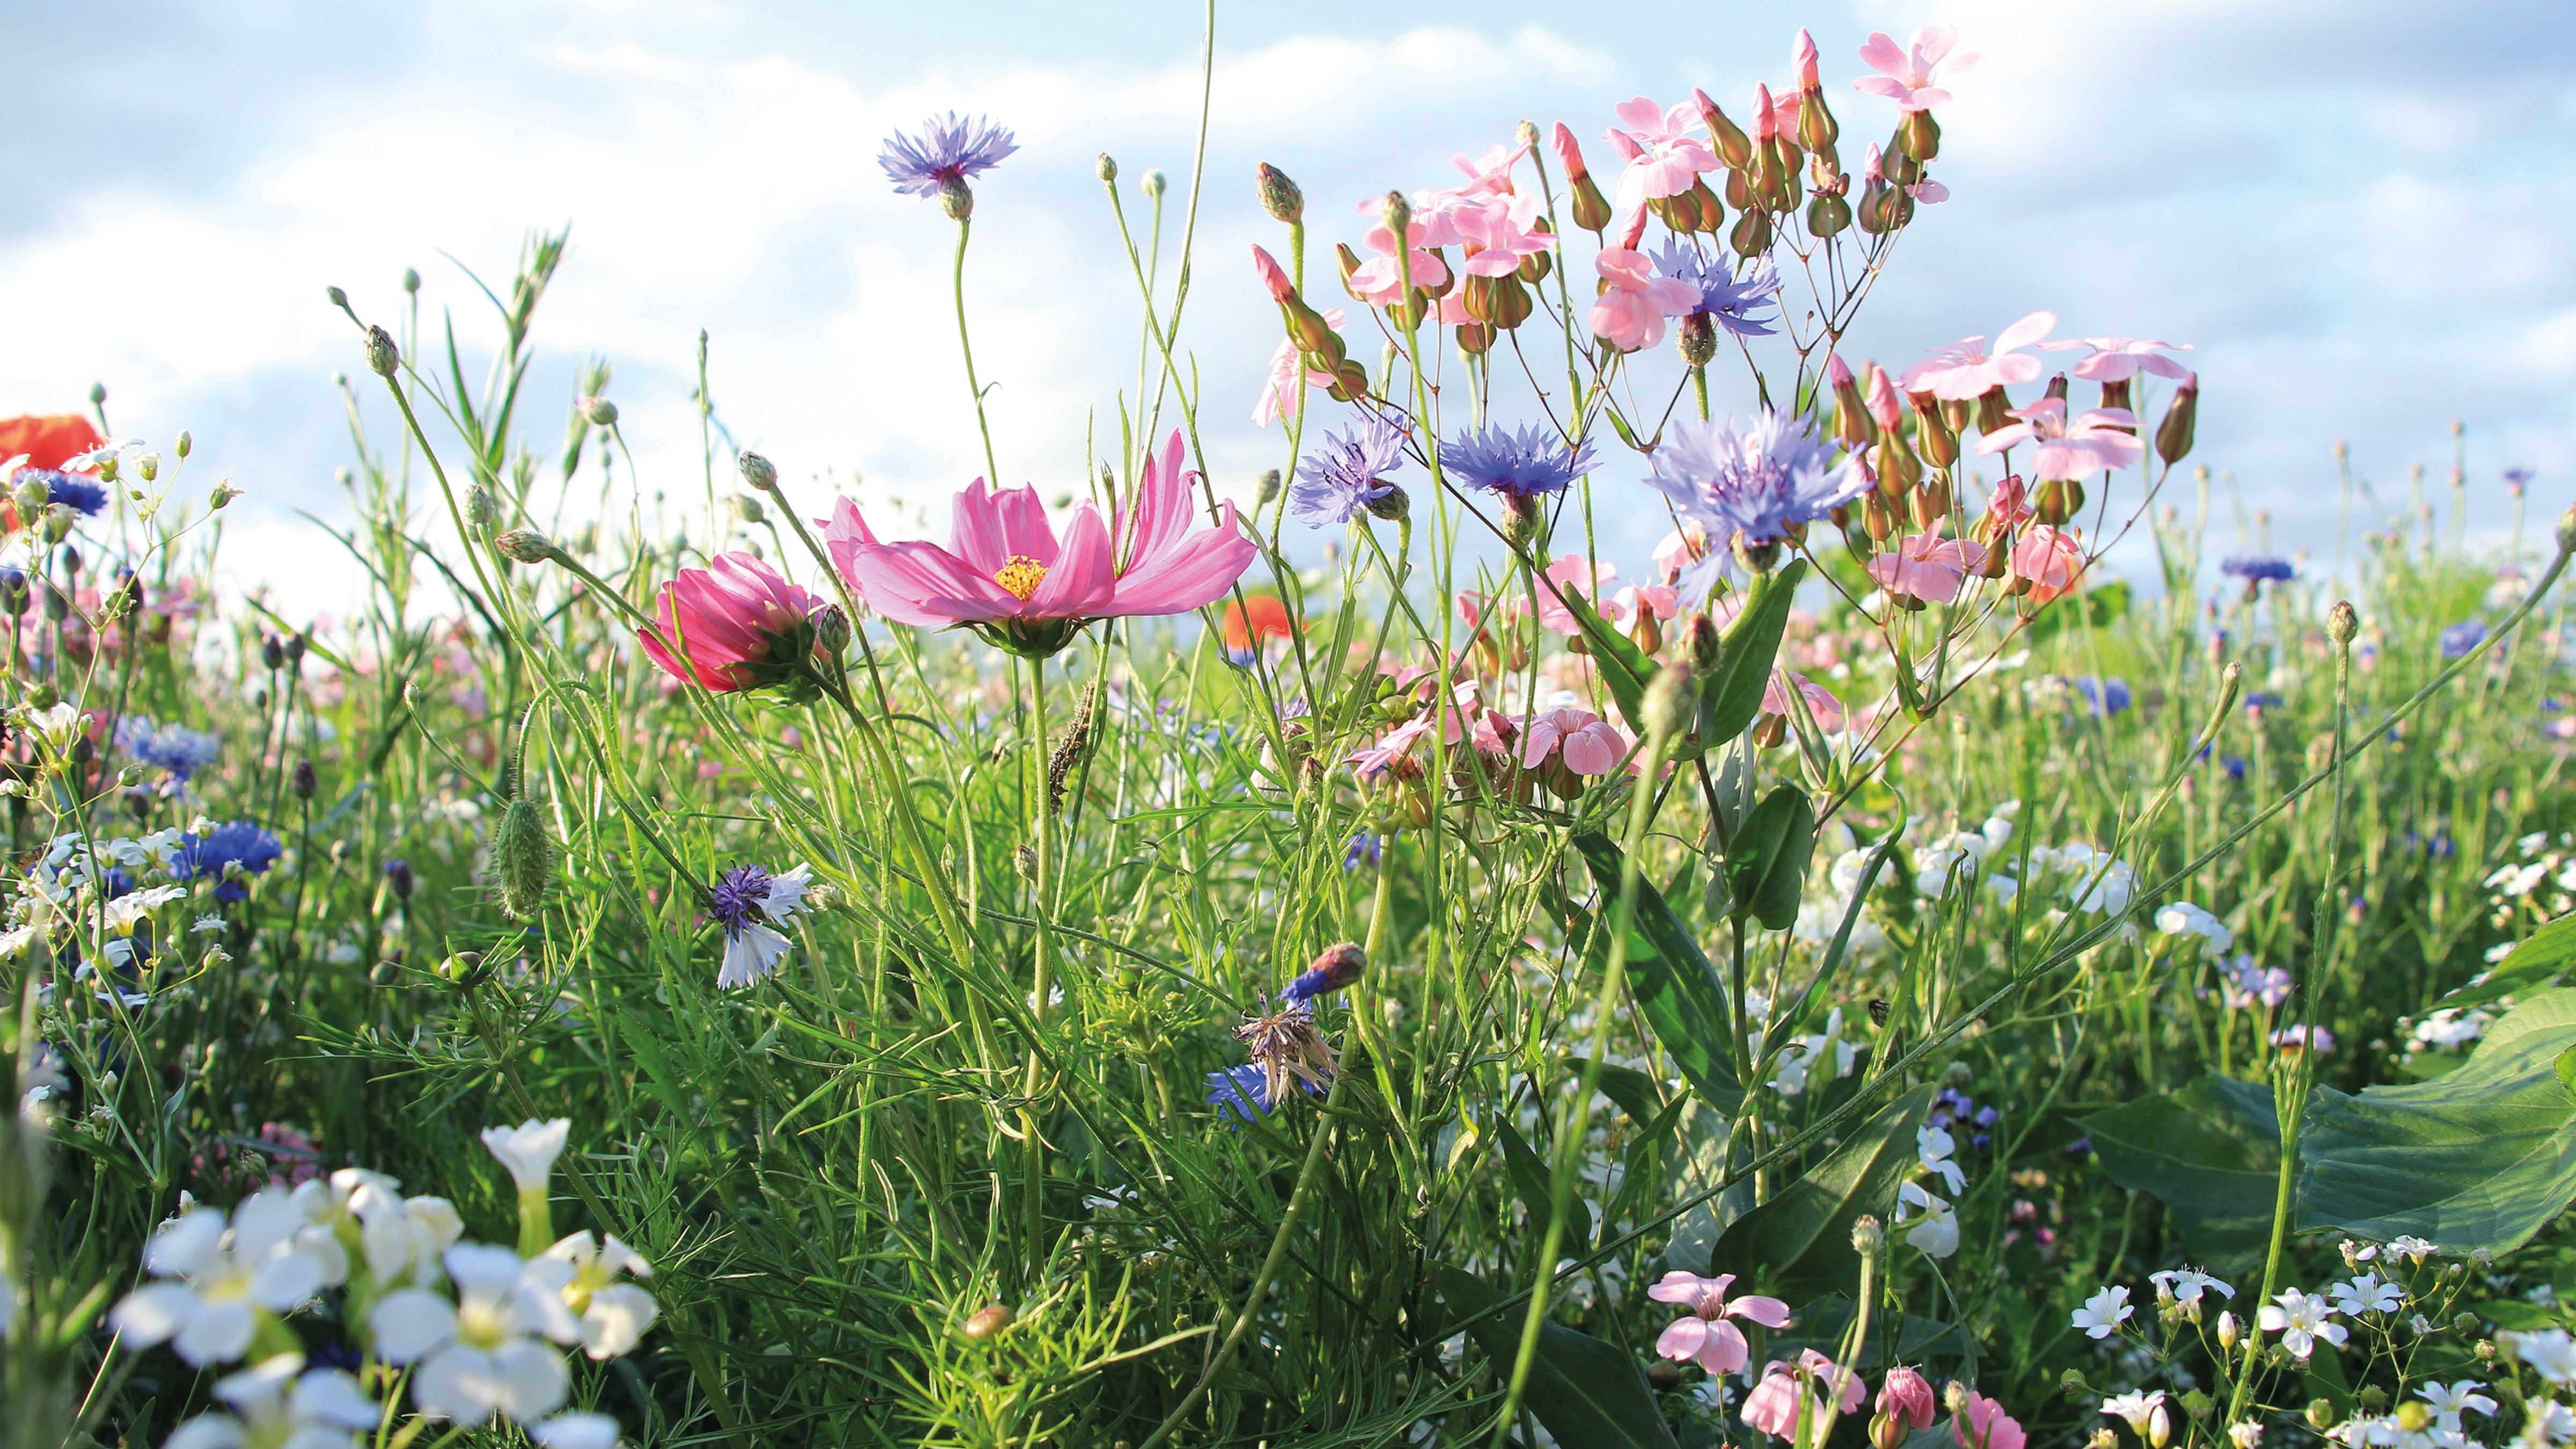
[494,528,564,566]
[291,759,317,800]
[1257,163,1304,224]
[364,325,400,379]
[1095,152,1117,182]
[578,395,618,427]
[2328,600,2358,644]
[491,794,556,920]
[1381,188,1411,238]
[811,603,852,657]
[2156,373,2199,466]
[385,857,415,899]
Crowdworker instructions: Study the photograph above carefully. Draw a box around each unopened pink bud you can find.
[1753,83,1778,141]
[1550,121,1589,182]
[1795,28,1821,89]
[1251,244,1294,303]
[1863,143,1884,183]
[1828,354,1854,387]
[1865,364,1902,432]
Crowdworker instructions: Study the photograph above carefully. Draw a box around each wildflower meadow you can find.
[14,16,2576,1449]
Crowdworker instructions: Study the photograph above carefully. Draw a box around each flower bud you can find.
[1695,89,1754,169]
[812,603,852,657]
[2035,478,2085,526]
[738,451,779,493]
[286,632,305,667]
[175,429,192,459]
[1807,192,1852,237]
[291,759,317,800]
[2152,1403,2174,1446]
[385,858,415,899]
[1381,188,1412,239]
[1678,311,1718,368]
[1944,1381,1971,1417]
[1257,163,1304,224]
[1141,170,1166,201]
[1365,483,1410,523]
[326,285,349,308]
[1688,610,1722,670]
[1095,152,1117,182]
[2228,1422,2262,1449]
[963,1302,1015,1340]
[263,634,287,670]
[490,794,555,920]
[2557,503,2576,557]
[2328,600,2358,644]
[1851,1214,1884,1255]
[402,267,421,294]
[138,452,159,482]
[494,528,563,566]
[2304,1401,2336,1432]
[1900,110,1941,162]
[11,475,47,515]
[1872,1415,1908,1449]
[210,482,241,510]
[1644,663,1694,738]
[364,325,401,379]
[577,395,618,427]
[2216,1311,2240,1351]
[1256,469,1282,506]
[2157,373,2199,466]
[732,494,766,525]
[1909,392,1958,468]
[467,484,499,528]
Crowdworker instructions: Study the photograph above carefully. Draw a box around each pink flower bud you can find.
[1863,143,1885,182]
[1753,83,1779,141]
[1251,244,1295,303]
[1795,28,1821,89]
[1828,353,1855,388]
[1865,364,1904,431]
[1550,121,1590,182]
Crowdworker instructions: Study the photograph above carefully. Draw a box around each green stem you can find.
[1021,650,1055,1289]
[953,216,1001,486]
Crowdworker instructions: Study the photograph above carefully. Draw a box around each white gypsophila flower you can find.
[162,1352,380,1449]
[2072,1285,2134,1340]
[191,914,226,934]
[1897,1181,1958,1258]
[530,1413,625,1448]
[2508,1330,2576,1385]
[2151,1268,2236,1306]
[481,1119,572,1192]
[101,885,187,935]
[539,1231,659,1359]
[2388,1236,2440,1264]
[109,1190,337,1366]
[2419,1381,2498,1432]
[2331,1272,2406,1316]
[1918,1124,1967,1195]
[373,1244,581,1424]
[2412,1009,2491,1051]
[2230,1421,2264,1449]
[2101,1392,2167,1436]
[2522,1399,2576,1446]
[2257,1289,2348,1359]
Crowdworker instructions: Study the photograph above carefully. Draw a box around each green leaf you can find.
[2022,579,2130,645]
[2301,988,2576,1253]
[2080,1075,2282,1270]
[1700,559,1808,744]
[1566,1055,1667,1126]
[1726,786,1817,932]
[1575,832,1742,1114]
[1496,1116,1592,1254]
[1710,1084,1934,1298]
[2442,913,2576,1009]
[1558,582,1660,736]
[1429,1266,1680,1449]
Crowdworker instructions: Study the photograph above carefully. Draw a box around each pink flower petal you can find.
[1024,505,1117,617]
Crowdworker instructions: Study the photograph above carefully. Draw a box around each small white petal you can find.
[111,1283,200,1346]
[248,1249,327,1311]
[531,1411,624,1448]
[582,1285,659,1359]
[164,1415,250,1449]
[173,1298,258,1367]
[370,1289,458,1364]
[412,1345,501,1424]
[145,1210,228,1279]
[492,1339,572,1422]
[479,1120,570,1192]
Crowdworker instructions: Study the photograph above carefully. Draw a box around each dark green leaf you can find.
[1575,833,1742,1114]
[2080,1075,2282,1270]
[1430,1266,1680,1449]
[1567,1055,1667,1126]
[1727,786,1817,932]
[1700,559,1808,744]
[2442,913,2576,1009]
[1772,1296,1965,1370]
[1496,1116,1592,1254]
[1709,1084,1934,1298]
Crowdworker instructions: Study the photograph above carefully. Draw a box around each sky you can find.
[6,0,2574,622]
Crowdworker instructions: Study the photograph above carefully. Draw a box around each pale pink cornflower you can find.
[636,553,832,692]
[2012,524,2087,604]
[1869,533,1991,605]
[1533,553,1616,634]
[1253,308,1344,428]
[2039,336,2195,382]
[1975,398,2145,479]
[1589,246,1699,353]
[1854,26,1978,113]
[825,430,1255,656]
[1645,1270,1792,1375]
[1898,311,2058,400]
[1521,708,1633,777]
[1604,96,1720,210]
[1761,670,1846,732]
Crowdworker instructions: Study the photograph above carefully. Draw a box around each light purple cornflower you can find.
[1290,411,1407,527]
[878,113,1020,198]
[2505,467,2534,495]
[2220,554,2295,583]
[1438,423,1597,506]
[2440,620,2487,660]
[1649,240,1781,338]
[1646,410,1868,587]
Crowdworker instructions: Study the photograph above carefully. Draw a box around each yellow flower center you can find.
[993,555,1049,602]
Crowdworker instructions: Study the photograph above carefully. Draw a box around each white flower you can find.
[2101,1391,2168,1435]
[531,1413,625,1448]
[331,1170,463,1290]
[102,885,187,934]
[1918,1124,1967,1194]
[1897,1181,1958,1258]
[2155,901,2235,953]
[540,1231,659,1359]
[2057,844,2136,914]
[2506,1329,2576,1385]
[25,702,82,747]
[481,1119,571,1192]
[2418,1381,2497,1432]
[326,941,363,965]
[2072,1285,2134,1339]
[2150,1268,2235,1305]
[109,1191,336,1366]
[373,1245,581,1424]
[161,1353,382,1449]
[2230,1421,2264,1449]
[191,914,226,934]
[714,863,816,989]
[2411,1010,2490,1051]
[2331,1272,2405,1316]
[2388,1236,2439,1264]
[2257,1289,2348,1359]
[2521,1399,2576,1446]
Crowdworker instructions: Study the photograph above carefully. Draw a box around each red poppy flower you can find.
[0,414,103,471]
[1221,594,1294,661]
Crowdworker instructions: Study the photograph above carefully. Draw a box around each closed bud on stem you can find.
[1095,152,1117,182]
[1944,1380,1972,1417]
[2151,1403,2174,1447]
[1142,170,1166,201]
[2557,503,2576,557]
[731,494,766,525]
[2216,1311,2240,1352]
[11,476,47,515]
[466,484,498,528]
[1570,172,1613,233]
[385,858,414,899]
[1909,393,1958,467]
[175,429,192,459]
[491,794,555,920]
[1807,192,1852,237]
[262,634,287,670]
[1678,311,1718,368]
[1900,109,1941,162]
[1871,1415,1908,1449]
[210,481,242,510]
[402,266,421,294]
[1257,163,1304,224]
[1976,385,2014,436]
[811,603,851,657]
[1863,490,1897,541]
[1256,469,1282,506]
[2328,599,2359,644]
[1850,1214,1884,1255]
[578,395,618,427]
[2157,372,2200,465]
[2035,477,2085,526]
[1829,356,1873,447]
[2044,373,2070,404]
[291,759,317,800]
[1695,90,1754,169]
[494,528,564,566]
[1643,663,1694,738]
[1364,483,1409,524]
[364,325,400,378]
[139,452,159,482]
[738,451,779,493]
[2304,1401,2337,1432]
[326,285,349,308]
[1381,188,1411,239]
[1687,610,1723,670]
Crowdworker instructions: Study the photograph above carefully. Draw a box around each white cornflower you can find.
[373,1245,581,1425]
[539,1231,660,1359]
[481,1119,572,1193]
[1918,1124,1967,1195]
[2072,1285,2134,1340]
[2506,1329,2576,1385]
[2418,1381,2497,1432]
[2101,1391,2168,1435]
[2331,1272,2405,1316]
[2150,1268,2235,1306]
[161,1353,381,1449]
[2257,1289,2347,1359]
[1897,1181,1959,1258]
[109,1191,336,1366]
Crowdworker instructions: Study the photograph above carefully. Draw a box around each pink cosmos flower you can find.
[1646,1270,1792,1375]
[1590,247,1699,353]
[1870,533,1991,605]
[1348,218,1452,307]
[2012,524,2087,604]
[1254,308,1344,427]
[1653,521,1710,584]
[1761,670,1846,733]
[1533,553,1616,634]
[825,430,1255,656]
[1898,312,2057,400]
[1854,26,1978,113]
[2037,335,2195,382]
[1523,707,1633,777]
[1879,1366,1937,1430]
[637,552,831,692]
[1605,96,1719,210]
[1955,1392,2028,1449]
[1974,398,2145,479]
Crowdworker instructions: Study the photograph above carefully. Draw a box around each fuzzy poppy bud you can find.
[364,325,400,379]
[811,603,851,657]
[738,451,779,493]
[291,759,317,800]
[326,285,349,308]
[490,795,555,920]
[2157,373,2199,466]
[1256,163,1304,224]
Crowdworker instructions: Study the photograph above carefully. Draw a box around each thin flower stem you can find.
[952,216,1001,486]
[1021,650,1055,1290]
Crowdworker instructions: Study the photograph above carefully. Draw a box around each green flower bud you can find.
[489,795,555,921]
[2156,374,2199,466]
[738,452,779,493]
[364,325,400,379]
[1257,162,1304,224]
[1095,152,1117,182]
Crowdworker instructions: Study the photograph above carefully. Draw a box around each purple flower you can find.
[2074,676,2131,715]
[24,469,107,518]
[2220,554,2295,583]
[708,864,776,935]
[1649,240,1781,338]
[2440,620,2486,659]
[1203,1062,1321,1128]
[115,716,221,792]
[2505,467,2535,494]
[1646,410,1868,576]
[173,822,283,903]
[1342,831,1381,872]
[1438,423,1597,505]
[1290,411,1407,527]
[1283,942,1364,1004]
[878,113,1019,198]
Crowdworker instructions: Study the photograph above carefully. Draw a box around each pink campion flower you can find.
[1533,553,1616,634]
[1898,312,2057,400]
[1590,247,1699,353]
[1457,588,1528,634]
[1955,1391,2028,1449]
[1879,1366,1937,1430]
[1646,1271,1792,1375]
[826,430,1255,656]
[1348,218,1452,307]
[1862,142,1884,183]
[1975,398,2146,479]
[1909,178,1952,204]
[1865,365,1905,432]
[638,552,832,692]
[2037,335,2196,382]
[1854,26,1978,113]
[1451,191,1555,277]
[1254,308,1344,427]
[1744,1353,1868,1440]
[2011,524,2087,604]
[1609,583,1678,630]
[1653,521,1710,584]
[1985,474,2033,531]
[1523,708,1633,776]
[1762,670,1846,732]
[1794,28,1821,89]
[1605,96,1719,210]
[1451,138,1533,196]
[1869,533,1991,605]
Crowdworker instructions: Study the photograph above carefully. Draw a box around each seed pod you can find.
[1807,192,1851,237]
[490,794,555,920]
[963,1302,1014,1340]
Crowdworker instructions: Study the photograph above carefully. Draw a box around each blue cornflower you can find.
[2219,554,2295,583]
[1290,411,1407,528]
[2505,467,2535,493]
[1649,240,1781,338]
[1646,410,1868,584]
[115,716,221,792]
[173,822,284,903]
[2243,691,2285,714]
[1438,423,1597,506]
[2074,676,2132,716]
[23,469,106,518]
[1203,1062,1323,1129]
[707,861,815,988]
[1342,831,1381,872]
[2223,755,2247,781]
[1282,942,1364,1004]
[2440,620,2486,660]
[878,113,1019,198]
